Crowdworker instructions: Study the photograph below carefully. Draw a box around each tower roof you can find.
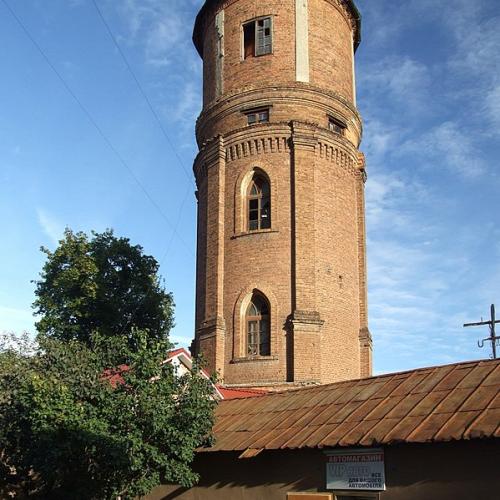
[193,0,362,58]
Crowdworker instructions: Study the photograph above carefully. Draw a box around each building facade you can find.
[191,0,372,388]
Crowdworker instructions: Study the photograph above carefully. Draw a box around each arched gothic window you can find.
[246,293,270,356]
[247,175,271,231]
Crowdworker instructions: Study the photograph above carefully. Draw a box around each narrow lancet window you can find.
[248,175,271,231]
[246,294,270,356]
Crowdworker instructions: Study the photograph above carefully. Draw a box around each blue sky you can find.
[0,0,498,374]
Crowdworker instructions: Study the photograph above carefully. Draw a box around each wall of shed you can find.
[145,440,499,500]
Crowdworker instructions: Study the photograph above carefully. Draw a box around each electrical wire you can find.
[116,181,194,339]
[91,0,196,189]
[1,0,194,256]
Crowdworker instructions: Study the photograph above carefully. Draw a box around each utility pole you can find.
[464,304,500,359]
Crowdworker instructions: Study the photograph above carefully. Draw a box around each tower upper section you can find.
[193,0,362,147]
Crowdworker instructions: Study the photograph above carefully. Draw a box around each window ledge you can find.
[231,355,278,364]
[240,53,274,63]
[231,229,278,240]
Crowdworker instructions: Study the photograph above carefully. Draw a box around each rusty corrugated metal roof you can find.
[202,359,500,453]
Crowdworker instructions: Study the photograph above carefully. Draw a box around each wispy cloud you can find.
[485,85,500,130]
[165,81,201,137]
[109,0,204,143]
[399,121,485,178]
[37,208,63,246]
[360,56,432,116]
[119,0,203,67]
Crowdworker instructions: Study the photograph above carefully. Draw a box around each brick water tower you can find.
[191,0,372,388]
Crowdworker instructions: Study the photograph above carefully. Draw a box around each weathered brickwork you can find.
[192,0,372,388]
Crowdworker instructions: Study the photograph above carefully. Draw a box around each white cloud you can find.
[119,0,202,67]
[360,56,431,113]
[399,121,485,177]
[37,208,64,246]
[168,81,201,129]
[485,85,500,130]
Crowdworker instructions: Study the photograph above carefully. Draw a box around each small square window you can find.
[328,116,346,135]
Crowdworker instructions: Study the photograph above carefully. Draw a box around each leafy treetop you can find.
[33,229,174,347]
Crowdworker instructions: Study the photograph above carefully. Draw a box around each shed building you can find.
[147,358,500,499]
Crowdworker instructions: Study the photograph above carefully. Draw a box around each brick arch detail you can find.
[232,284,279,360]
[233,165,278,235]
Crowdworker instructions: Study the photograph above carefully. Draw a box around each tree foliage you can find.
[33,229,174,346]
[1,229,217,499]
[0,330,216,499]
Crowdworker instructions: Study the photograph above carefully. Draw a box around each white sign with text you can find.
[326,448,385,491]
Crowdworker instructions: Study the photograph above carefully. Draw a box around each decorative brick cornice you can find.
[357,151,368,182]
[291,310,324,327]
[290,120,319,150]
[317,140,357,177]
[359,326,373,347]
[197,316,226,339]
[196,83,363,141]
[193,135,225,186]
[196,121,364,181]
[226,136,289,161]
[324,0,361,48]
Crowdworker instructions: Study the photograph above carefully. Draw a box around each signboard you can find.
[326,448,385,491]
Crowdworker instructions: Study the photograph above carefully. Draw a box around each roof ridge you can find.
[219,359,499,403]
[361,358,498,383]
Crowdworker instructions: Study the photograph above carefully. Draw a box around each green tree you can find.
[33,229,174,347]
[0,330,216,499]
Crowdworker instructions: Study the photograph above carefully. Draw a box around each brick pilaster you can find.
[194,136,226,377]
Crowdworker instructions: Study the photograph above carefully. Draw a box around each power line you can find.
[91,0,196,188]
[1,0,194,256]
[117,182,194,339]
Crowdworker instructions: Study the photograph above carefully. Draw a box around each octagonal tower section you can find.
[192,0,372,389]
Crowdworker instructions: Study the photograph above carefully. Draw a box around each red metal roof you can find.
[167,347,187,359]
[217,386,267,400]
[203,359,500,453]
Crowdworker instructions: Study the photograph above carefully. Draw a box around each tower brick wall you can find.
[192,0,372,388]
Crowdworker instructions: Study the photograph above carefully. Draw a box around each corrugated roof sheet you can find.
[202,359,500,453]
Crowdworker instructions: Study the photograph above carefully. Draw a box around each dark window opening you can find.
[243,17,272,59]
[247,175,271,231]
[246,294,270,356]
[329,116,347,135]
[243,22,256,59]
